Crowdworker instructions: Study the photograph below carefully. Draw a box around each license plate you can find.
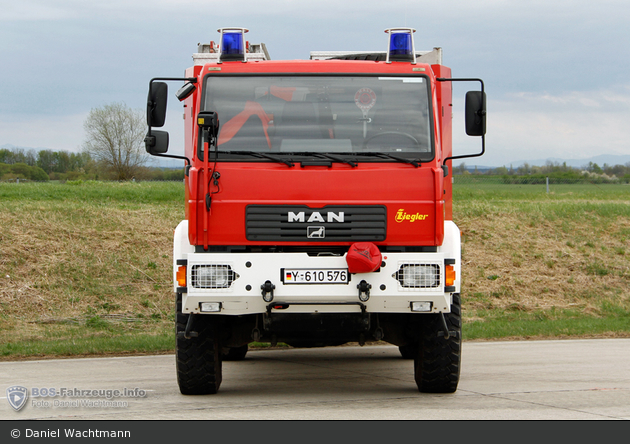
[282,268,349,284]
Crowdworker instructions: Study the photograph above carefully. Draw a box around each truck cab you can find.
[145,27,486,395]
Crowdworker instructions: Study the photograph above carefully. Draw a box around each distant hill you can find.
[505,154,630,169]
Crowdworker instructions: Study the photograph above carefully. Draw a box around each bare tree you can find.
[82,102,147,180]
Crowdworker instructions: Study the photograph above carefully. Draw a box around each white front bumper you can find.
[173,220,461,316]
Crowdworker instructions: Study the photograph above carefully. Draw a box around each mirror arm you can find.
[146,77,197,166]
[442,135,485,166]
[151,152,191,167]
[436,77,485,166]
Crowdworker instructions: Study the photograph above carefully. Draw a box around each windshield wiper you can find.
[219,151,294,167]
[355,152,421,167]
[300,152,357,168]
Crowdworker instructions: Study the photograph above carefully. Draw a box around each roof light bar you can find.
[385,27,417,64]
[218,27,248,62]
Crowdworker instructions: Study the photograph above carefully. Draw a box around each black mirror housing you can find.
[147,82,168,128]
[465,91,486,136]
[142,76,196,166]
[197,111,219,138]
[145,130,169,154]
[176,82,196,101]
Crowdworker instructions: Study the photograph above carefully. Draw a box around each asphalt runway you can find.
[1,338,629,420]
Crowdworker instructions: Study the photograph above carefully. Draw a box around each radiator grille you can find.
[246,205,387,242]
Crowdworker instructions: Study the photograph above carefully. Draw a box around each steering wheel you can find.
[362,131,420,150]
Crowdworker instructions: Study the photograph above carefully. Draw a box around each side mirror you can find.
[143,76,196,167]
[197,111,219,138]
[147,82,168,128]
[465,91,486,136]
[145,130,169,154]
[176,82,196,101]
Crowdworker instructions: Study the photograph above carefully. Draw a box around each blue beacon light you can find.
[390,33,411,55]
[218,27,248,61]
[385,28,417,63]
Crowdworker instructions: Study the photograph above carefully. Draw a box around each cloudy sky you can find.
[1,0,629,166]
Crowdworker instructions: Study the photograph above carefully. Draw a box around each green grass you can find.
[465,312,630,340]
[0,330,174,359]
[0,180,183,204]
[0,180,629,360]
[453,182,630,202]
[463,296,630,340]
[0,181,184,360]
[455,180,630,341]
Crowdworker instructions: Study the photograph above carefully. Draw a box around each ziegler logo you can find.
[288,211,345,223]
[395,209,428,223]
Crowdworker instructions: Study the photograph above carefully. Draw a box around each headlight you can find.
[394,264,440,288]
[411,301,433,312]
[192,265,238,289]
[200,302,222,312]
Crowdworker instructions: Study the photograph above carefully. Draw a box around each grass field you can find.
[0,180,628,359]
[454,181,630,340]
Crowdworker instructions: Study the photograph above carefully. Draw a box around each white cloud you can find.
[0,1,78,20]
[468,87,630,165]
[2,0,630,167]
[0,113,87,152]
[511,88,630,111]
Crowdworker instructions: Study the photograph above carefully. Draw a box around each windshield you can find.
[202,75,433,159]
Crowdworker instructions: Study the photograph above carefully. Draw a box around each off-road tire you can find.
[222,344,248,361]
[176,293,223,395]
[414,293,461,393]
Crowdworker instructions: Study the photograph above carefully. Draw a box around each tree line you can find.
[0,147,184,182]
[4,99,629,184]
[2,102,185,182]
[454,160,630,184]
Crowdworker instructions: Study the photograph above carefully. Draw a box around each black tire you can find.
[414,293,461,393]
[176,293,223,395]
[398,344,417,359]
[222,344,248,361]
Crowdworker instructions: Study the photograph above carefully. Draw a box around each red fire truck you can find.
[145,27,486,395]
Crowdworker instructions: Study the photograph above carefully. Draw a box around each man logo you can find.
[307,226,325,238]
[288,211,344,223]
[7,386,28,411]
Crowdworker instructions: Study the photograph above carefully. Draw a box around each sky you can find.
[1,0,629,167]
